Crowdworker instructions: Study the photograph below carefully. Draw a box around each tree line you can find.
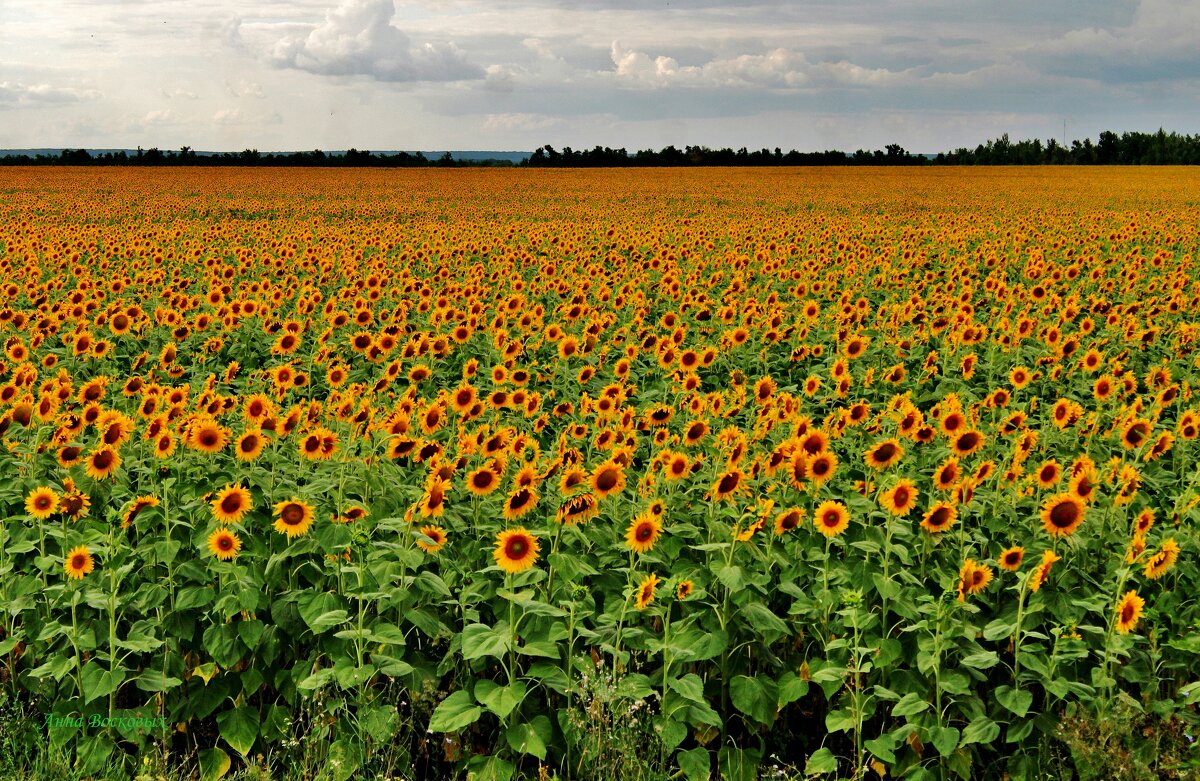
[3,129,1198,167]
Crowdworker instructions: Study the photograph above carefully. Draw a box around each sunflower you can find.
[950,429,985,458]
[626,512,663,553]
[711,467,744,501]
[234,430,267,461]
[273,498,315,539]
[189,418,229,454]
[152,432,177,459]
[420,479,451,518]
[121,495,159,529]
[1114,590,1144,635]
[931,455,960,491]
[1120,419,1152,450]
[493,527,539,573]
[85,446,121,480]
[1035,460,1062,489]
[64,545,94,580]
[635,573,659,610]
[416,525,448,554]
[956,559,993,602]
[57,445,84,469]
[1040,493,1085,537]
[1028,550,1061,592]
[555,493,599,525]
[1143,538,1179,580]
[920,502,957,534]
[880,479,918,516]
[211,485,253,524]
[676,580,694,600]
[591,460,626,499]
[1068,470,1098,503]
[813,501,850,538]
[807,452,838,486]
[863,438,904,470]
[25,486,60,520]
[58,479,91,520]
[663,451,690,481]
[207,527,242,560]
[773,507,804,535]
[502,486,538,520]
[998,546,1025,572]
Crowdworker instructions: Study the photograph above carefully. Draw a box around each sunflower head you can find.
[626,512,663,553]
[64,545,94,580]
[25,486,60,520]
[493,527,540,573]
[1040,494,1085,537]
[635,573,660,610]
[273,498,315,539]
[207,527,242,560]
[813,500,850,538]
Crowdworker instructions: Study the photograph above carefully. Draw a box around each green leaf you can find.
[804,747,838,776]
[325,740,362,781]
[716,564,744,590]
[930,726,959,755]
[468,755,514,781]
[461,623,511,660]
[198,747,231,781]
[80,661,123,704]
[891,692,929,718]
[506,719,548,760]
[777,672,810,708]
[982,619,1015,641]
[429,690,483,733]
[656,716,687,751]
[668,673,707,704]
[75,733,115,776]
[730,675,777,725]
[960,650,999,669]
[475,679,526,719]
[296,592,349,634]
[678,747,711,781]
[961,717,1000,746]
[740,603,789,643]
[825,708,855,733]
[217,706,259,756]
[995,685,1033,718]
[136,669,183,692]
[864,735,897,763]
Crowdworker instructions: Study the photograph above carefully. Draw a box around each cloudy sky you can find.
[2,0,1197,153]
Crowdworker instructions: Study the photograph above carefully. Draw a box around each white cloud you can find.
[268,0,485,82]
[482,112,560,131]
[609,43,907,90]
[0,81,99,105]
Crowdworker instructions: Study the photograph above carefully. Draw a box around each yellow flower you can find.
[207,528,241,560]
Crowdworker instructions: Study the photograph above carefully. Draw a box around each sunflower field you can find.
[1,167,1198,780]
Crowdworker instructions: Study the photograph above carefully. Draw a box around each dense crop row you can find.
[0,168,1198,779]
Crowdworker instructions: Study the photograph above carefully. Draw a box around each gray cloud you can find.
[0,81,99,105]
[267,0,485,82]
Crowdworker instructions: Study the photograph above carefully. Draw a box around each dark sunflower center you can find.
[929,508,950,527]
[636,524,654,542]
[71,554,87,569]
[505,537,528,558]
[893,487,909,506]
[282,504,304,525]
[220,494,243,514]
[596,470,618,491]
[718,473,739,494]
[218,536,233,551]
[1050,502,1079,528]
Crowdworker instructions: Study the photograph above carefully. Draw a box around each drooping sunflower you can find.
[502,486,538,520]
[64,545,94,580]
[58,479,91,521]
[956,559,993,602]
[1114,589,1144,635]
[998,546,1025,572]
[813,500,850,538]
[211,484,253,524]
[880,479,918,516]
[1028,550,1061,592]
[920,502,957,534]
[25,486,60,520]
[493,527,540,573]
[676,580,694,600]
[710,467,744,501]
[868,439,902,470]
[635,572,659,610]
[416,525,448,554]
[207,527,242,560]
[122,495,160,529]
[419,478,451,518]
[1040,493,1085,537]
[626,512,663,553]
[556,493,599,525]
[85,446,121,480]
[1143,538,1179,580]
[273,498,315,539]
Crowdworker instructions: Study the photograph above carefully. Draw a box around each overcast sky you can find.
[2,0,1197,152]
